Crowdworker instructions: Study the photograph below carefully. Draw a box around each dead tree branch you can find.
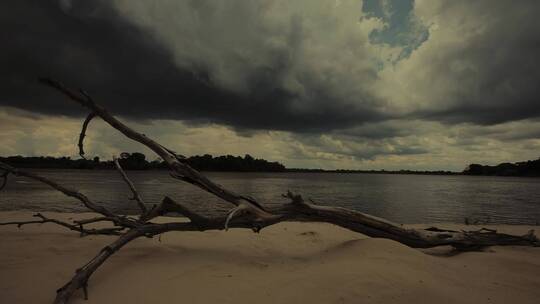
[39,77,276,222]
[0,213,124,236]
[73,216,116,226]
[0,78,537,303]
[2,168,537,304]
[54,229,143,304]
[113,156,147,214]
[78,112,96,159]
[0,162,137,229]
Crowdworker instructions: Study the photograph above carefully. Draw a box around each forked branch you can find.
[0,162,136,228]
[0,78,537,304]
[0,213,124,236]
[39,77,276,222]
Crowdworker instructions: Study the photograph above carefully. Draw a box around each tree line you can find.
[2,153,539,176]
[463,158,540,177]
[0,153,286,172]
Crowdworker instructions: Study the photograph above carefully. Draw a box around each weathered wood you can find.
[113,156,147,214]
[78,112,96,159]
[0,213,124,236]
[38,78,274,221]
[1,164,538,303]
[0,162,137,229]
[0,78,537,303]
[54,229,143,304]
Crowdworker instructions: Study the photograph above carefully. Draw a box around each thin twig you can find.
[113,156,147,214]
[0,213,124,236]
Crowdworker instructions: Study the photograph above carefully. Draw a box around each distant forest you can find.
[1,154,539,176]
[0,153,286,172]
[463,158,540,177]
[0,153,455,174]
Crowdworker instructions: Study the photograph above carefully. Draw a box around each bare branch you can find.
[225,204,249,231]
[54,229,143,304]
[0,79,529,304]
[73,216,116,226]
[0,161,136,228]
[159,196,208,223]
[113,156,147,214]
[276,191,539,249]
[0,213,124,236]
[78,112,96,159]
[39,78,276,222]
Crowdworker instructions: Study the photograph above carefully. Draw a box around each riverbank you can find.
[1,211,539,303]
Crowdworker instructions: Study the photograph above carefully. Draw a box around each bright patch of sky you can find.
[362,0,428,61]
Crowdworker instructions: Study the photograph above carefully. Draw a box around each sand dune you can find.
[1,211,539,303]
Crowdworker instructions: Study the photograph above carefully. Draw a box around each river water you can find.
[1,170,539,224]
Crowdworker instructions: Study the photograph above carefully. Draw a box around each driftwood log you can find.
[0,78,538,304]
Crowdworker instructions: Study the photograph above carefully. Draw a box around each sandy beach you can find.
[1,211,539,304]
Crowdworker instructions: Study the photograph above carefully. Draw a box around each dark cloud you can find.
[406,0,540,125]
[337,121,413,139]
[2,0,540,144]
[0,0,384,133]
[455,120,540,142]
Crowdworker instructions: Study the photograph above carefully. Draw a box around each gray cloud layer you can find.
[419,1,540,124]
[3,0,540,132]
[1,0,388,133]
[1,0,540,169]
[376,0,540,125]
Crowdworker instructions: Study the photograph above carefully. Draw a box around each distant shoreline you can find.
[8,168,540,177]
[2,167,462,175]
[2,154,539,177]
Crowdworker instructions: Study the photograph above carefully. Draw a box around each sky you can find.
[1,0,540,171]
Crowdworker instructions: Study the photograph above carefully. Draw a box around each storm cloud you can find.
[1,0,388,132]
[376,0,540,125]
[1,0,540,169]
